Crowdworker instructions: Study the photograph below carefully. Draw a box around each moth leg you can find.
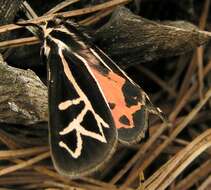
[142,92,172,127]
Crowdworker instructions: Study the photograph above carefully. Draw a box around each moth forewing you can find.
[43,23,117,178]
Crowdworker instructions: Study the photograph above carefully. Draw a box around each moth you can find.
[17,17,167,178]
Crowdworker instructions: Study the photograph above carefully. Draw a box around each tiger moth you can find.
[16,17,167,178]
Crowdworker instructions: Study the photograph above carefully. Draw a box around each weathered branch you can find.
[95,6,211,68]
[0,55,48,125]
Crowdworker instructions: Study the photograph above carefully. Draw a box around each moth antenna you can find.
[144,95,172,127]
[15,21,44,40]
[148,106,171,127]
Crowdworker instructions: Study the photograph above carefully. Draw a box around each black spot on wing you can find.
[119,115,130,126]
[109,102,116,110]
[117,108,147,144]
[122,80,141,107]
[60,129,77,153]
[80,110,102,135]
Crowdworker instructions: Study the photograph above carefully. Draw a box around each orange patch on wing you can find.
[91,69,142,129]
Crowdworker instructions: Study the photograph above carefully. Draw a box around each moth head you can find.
[45,16,64,29]
[15,16,65,41]
[45,16,80,32]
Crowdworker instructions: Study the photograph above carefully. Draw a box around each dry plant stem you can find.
[9,159,84,189]
[45,181,105,190]
[143,129,211,190]
[148,134,211,189]
[196,0,210,100]
[10,158,105,190]
[145,131,211,190]
[20,183,54,190]
[0,9,114,49]
[26,165,72,184]
[0,128,21,149]
[76,185,117,190]
[0,36,39,49]
[44,0,81,15]
[136,65,176,97]
[197,0,210,99]
[176,0,209,105]
[198,0,210,30]
[0,131,56,188]
[0,146,48,160]
[6,170,50,176]
[0,176,52,185]
[0,0,131,34]
[0,128,74,188]
[175,53,197,105]
[43,181,86,190]
[198,175,211,190]
[170,86,195,122]
[160,136,188,146]
[174,160,211,190]
[110,60,211,184]
[169,55,190,86]
[22,1,38,18]
[50,182,119,190]
[21,183,69,190]
[135,88,211,179]
[79,8,114,26]
[197,46,204,100]
[0,151,50,176]
[119,89,211,189]
[169,60,211,122]
[80,177,117,189]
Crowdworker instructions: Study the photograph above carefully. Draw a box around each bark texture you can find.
[96,6,211,68]
[0,0,23,41]
[0,55,48,125]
